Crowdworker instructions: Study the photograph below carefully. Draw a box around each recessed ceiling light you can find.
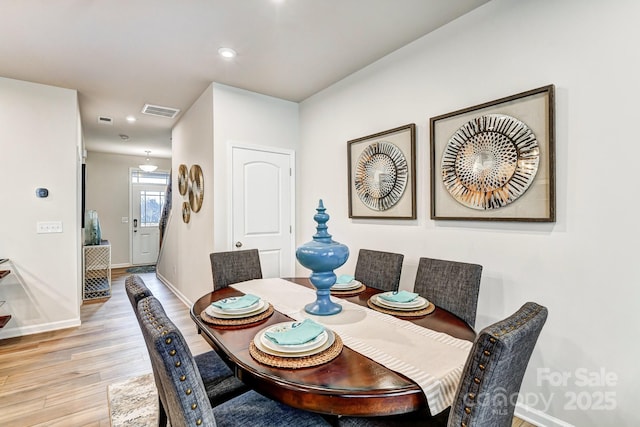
[218,47,237,59]
[126,115,137,123]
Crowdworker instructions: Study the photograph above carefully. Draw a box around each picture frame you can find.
[348,124,416,219]
[430,85,555,222]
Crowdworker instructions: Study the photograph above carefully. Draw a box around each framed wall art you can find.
[430,84,555,222]
[348,124,416,219]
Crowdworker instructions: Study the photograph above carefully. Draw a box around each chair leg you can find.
[158,396,168,427]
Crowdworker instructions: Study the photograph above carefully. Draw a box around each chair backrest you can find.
[124,275,171,424]
[448,302,548,427]
[210,249,263,291]
[138,296,217,427]
[354,249,404,292]
[124,274,153,309]
[414,257,482,328]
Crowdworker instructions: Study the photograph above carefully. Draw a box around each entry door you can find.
[231,146,295,278]
[132,184,164,265]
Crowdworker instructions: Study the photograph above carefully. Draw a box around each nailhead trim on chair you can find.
[336,303,547,427]
[458,333,499,426]
[139,297,211,426]
[125,275,154,305]
[454,302,547,427]
[127,275,248,425]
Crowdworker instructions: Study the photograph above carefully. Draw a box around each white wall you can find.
[211,83,299,251]
[85,151,171,266]
[298,0,639,425]
[157,84,215,304]
[158,83,299,303]
[0,77,82,339]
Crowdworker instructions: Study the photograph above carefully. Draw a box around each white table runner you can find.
[231,278,472,414]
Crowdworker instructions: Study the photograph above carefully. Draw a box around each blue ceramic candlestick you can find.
[296,200,349,315]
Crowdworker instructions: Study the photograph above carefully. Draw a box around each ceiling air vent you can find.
[98,116,113,125]
[141,103,180,119]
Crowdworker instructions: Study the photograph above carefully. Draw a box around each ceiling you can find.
[0,0,489,159]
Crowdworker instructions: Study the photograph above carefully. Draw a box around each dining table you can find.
[190,277,476,418]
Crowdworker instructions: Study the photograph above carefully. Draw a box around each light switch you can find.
[37,221,63,233]
[121,217,129,223]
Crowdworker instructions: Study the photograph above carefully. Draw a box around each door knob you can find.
[235,241,243,248]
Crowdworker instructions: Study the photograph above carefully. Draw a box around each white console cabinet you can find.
[83,240,111,301]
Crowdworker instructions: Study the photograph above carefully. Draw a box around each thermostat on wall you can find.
[36,188,49,198]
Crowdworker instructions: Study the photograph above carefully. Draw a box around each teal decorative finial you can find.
[312,199,332,242]
[296,199,349,316]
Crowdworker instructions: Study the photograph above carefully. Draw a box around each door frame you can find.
[227,142,296,277]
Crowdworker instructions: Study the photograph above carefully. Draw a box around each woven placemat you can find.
[200,304,274,328]
[249,334,343,369]
[367,297,435,317]
[330,284,366,297]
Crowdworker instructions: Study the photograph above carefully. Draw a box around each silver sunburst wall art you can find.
[441,114,540,210]
[355,141,408,211]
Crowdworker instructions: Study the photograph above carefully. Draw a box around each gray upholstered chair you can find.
[125,274,153,308]
[125,275,248,424]
[138,295,332,427]
[413,257,482,328]
[338,302,548,427]
[353,249,404,292]
[210,249,263,291]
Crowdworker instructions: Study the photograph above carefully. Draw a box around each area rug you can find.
[107,373,161,426]
[126,265,156,274]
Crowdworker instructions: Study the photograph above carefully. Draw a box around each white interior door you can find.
[131,184,164,265]
[231,146,294,278]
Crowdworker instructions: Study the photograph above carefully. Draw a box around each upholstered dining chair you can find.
[338,301,548,427]
[354,249,404,292]
[125,274,153,308]
[137,295,333,427]
[124,275,248,421]
[210,249,263,291]
[413,257,482,328]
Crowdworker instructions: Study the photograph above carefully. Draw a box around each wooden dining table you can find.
[190,277,476,417]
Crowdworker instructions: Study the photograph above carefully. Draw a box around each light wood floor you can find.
[0,269,536,426]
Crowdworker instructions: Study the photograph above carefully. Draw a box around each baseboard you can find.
[155,272,193,307]
[0,318,81,340]
[515,403,574,427]
[111,263,131,269]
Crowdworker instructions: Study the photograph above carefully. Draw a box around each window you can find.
[131,170,170,227]
[139,190,165,227]
[131,170,169,185]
